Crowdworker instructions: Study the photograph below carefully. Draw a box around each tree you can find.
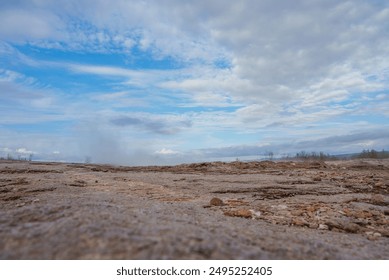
[84,156,92,164]
[265,151,274,160]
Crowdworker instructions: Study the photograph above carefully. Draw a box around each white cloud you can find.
[155,148,180,155]
[0,147,12,153]
[0,68,38,86]
[110,114,192,135]
[0,71,53,107]
[0,7,64,42]
[3,1,388,105]
[67,63,180,89]
[16,147,34,154]
[68,64,136,77]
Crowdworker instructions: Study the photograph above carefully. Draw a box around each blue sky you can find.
[1,0,389,165]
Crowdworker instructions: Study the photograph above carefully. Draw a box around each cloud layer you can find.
[0,0,388,164]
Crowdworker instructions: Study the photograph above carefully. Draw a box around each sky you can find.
[1,0,389,165]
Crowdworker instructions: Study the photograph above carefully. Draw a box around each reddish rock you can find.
[210,197,224,206]
[223,209,253,219]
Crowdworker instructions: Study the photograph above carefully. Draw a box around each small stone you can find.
[210,197,224,206]
[342,208,352,217]
[354,211,373,219]
[318,224,329,230]
[326,219,360,233]
[226,199,249,206]
[306,205,316,212]
[309,223,318,229]
[380,230,389,237]
[291,209,304,216]
[292,217,309,227]
[366,233,381,241]
[249,209,261,219]
[374,182,383,187]
[274,204,288,210]
[223,209,253,219]
[313,176,322,182]
[371,194,384,204]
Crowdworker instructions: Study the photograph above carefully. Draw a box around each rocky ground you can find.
[0,159,388,259]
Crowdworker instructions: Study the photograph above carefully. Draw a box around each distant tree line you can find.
[279,151,335,161]
[354,149,389,159]
[283,149,389,161]
[290,151,335,161]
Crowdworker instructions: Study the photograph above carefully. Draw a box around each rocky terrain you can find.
[0,159,388,259]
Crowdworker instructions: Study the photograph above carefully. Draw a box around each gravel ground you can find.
[0,159,388,259]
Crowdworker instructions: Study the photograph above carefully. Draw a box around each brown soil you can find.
[0,159,388,259]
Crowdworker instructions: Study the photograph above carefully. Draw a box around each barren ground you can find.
[0,159,388,259]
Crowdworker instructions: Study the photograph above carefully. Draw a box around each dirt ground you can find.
[0,159,388,259]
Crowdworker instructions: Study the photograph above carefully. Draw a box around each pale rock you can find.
[318,224,329,230]
[249,209,261,219]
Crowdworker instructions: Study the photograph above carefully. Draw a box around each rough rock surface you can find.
[0,159,388,259]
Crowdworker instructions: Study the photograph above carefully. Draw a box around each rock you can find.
[226,199,249,206]
[306,205,317,212]
[325,219,360,233]
[292,217,309,227]
[342,208,352,217]
[374,182,383,188]
[291,209,304,216]
[309,223,318,229]
[210,197,224,206]
[366,232,381,241]
[273,204,288,210]
[223,209,253,219]
[318,224,329,230]
[380,230,389,237]
[354,211,373,219]
[69,180,87,187]
[249,209,261,219]
[371,194,384,204]
[342,223,360,233]
[313,176,322,182]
